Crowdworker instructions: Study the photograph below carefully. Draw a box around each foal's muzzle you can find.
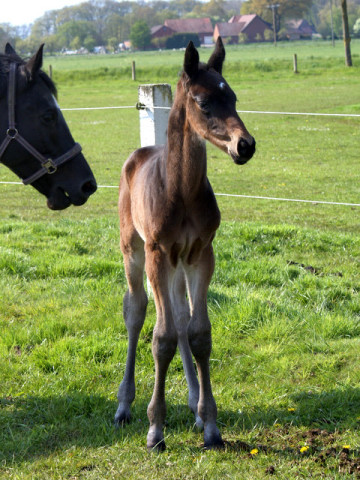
[231,137,256,165]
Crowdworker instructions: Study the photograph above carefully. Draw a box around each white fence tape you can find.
[1,102,359,207]
[0,182,358,207]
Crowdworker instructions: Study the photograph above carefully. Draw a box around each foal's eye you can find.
[198,101,210,115]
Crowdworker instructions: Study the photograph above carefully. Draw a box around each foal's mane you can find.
[0,52,57,99]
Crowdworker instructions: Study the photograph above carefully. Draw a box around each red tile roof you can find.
[164,17,213,34]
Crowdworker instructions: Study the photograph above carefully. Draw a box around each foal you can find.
[116,38,255,450]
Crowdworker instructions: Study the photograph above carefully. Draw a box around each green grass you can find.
[1,40,360,479]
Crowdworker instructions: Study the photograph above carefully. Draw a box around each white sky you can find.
[2,0,85,27]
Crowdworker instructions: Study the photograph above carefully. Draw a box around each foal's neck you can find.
[165,81,207,202]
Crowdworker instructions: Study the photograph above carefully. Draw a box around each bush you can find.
[165,33,200,49]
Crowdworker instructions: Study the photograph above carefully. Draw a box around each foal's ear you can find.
[184,41,199,79]
[25,44,44,78]
[207,36,225,75]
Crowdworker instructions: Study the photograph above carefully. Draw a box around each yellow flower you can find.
[300,446,309,453]
[288,407,296,412]
[250,448,259,455]
[343,445,351,450]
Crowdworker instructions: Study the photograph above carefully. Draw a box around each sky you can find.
[2,0,84,27]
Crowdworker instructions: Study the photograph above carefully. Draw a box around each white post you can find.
[138,84,172,147]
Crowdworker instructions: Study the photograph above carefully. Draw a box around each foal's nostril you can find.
[81,179,97,196]
[237,138,256,158]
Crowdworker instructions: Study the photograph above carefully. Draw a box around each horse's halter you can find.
[0,62,82,185]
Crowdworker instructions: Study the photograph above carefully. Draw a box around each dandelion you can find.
[343,445,351,450]
[288,407,296,412]
[250,448,259,456]
[300,446,309,454]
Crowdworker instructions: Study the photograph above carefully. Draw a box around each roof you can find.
[228,14,257,28]
[215,23,245,37]
[285,19,316,35]
[164,17,213,34]
[151,25,174,35]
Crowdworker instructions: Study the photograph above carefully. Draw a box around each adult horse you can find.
[115,38,255,451]
[0,44,96,209]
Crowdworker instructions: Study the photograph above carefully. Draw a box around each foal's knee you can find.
[188,326,212,360]
[152,328,177,363]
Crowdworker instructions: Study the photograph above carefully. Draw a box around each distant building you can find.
[164,18,214,45]
[216,14,271,43]
[285,19,317,40]
[151,25,175,40]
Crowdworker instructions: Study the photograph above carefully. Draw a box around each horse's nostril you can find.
[81,179,97,196]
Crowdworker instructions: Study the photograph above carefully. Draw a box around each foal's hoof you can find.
[147,439,166,453]
[147,428,166,452]
[203,426,224,450]
[114,404,131,426]
[203,438,225,450]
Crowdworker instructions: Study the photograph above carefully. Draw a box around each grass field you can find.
[0,40,360,479]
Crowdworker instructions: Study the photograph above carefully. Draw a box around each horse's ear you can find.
[207,36,225,75]
[184,41,199,80]
[5,43,18,57]
[25,44,44,78]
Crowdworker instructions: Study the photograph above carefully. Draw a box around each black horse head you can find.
[0,44,97,210]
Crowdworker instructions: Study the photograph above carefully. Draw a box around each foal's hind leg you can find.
[145,244,178,451]
[171,266,202,429]
[185,245,223,449]
[115,235,148,425]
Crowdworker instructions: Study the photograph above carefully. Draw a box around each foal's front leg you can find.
[115,242,148,425]
[145,244,178,451]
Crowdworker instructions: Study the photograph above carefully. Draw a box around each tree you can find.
[56,20,98,49]
[130,21,151,50]
[341,0,352,66]
[108,36,119,52]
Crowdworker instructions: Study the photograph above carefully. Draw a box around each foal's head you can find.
[181,37,255,165]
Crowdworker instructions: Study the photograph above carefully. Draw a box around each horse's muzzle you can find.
[47,178,97,210]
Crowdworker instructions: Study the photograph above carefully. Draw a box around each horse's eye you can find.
[41,111,57,124]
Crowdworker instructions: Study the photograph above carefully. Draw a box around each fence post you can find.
[293,54,298,74]
[138,84,172,147]
[132,61,136,81]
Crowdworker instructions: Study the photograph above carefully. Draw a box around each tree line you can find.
[1,0,360,53]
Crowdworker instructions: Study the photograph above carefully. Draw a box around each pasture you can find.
[0,40,359,479]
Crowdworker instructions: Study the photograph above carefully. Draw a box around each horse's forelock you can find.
[0,53,57,99]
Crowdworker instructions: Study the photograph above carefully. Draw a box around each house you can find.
[213,23,245,44]
[285,19,316,40]
[218,14,272,43]
[164,18,214,45]
[151,25,175,40]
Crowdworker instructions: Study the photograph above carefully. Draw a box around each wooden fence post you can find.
[138,84,172,147]
[48,65,53,79]
[293,54,298,74]
[132,61,136,81]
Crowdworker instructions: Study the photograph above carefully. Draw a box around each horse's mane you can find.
[0,52,57,99]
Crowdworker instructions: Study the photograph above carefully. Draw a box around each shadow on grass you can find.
[1,387,360,465]
[218,386,360,433]
[0,394,148,465]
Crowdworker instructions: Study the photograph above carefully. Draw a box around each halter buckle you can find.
[6,128,18,139]
[42,159,57,174]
